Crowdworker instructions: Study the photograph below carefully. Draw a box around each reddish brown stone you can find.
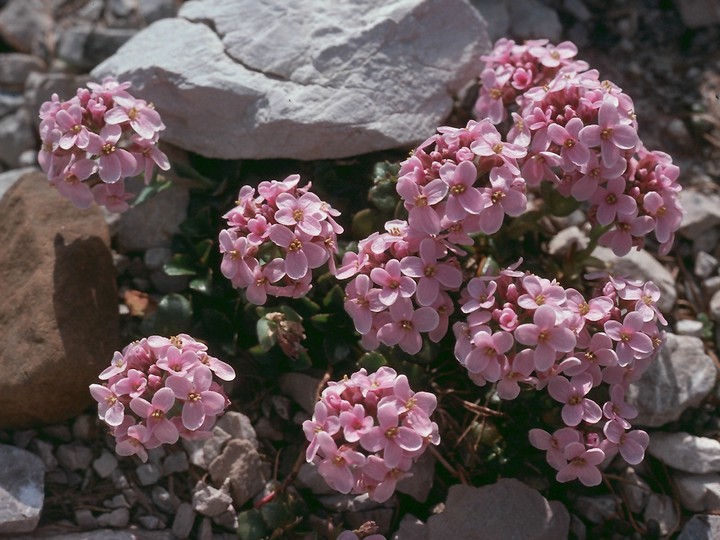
[0,171,119,429]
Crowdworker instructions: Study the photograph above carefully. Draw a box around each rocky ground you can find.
[2,0,720,539]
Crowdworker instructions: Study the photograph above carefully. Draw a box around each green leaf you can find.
[323,336,352,364]
[167,160,216,190]
[194,238,214,266]
[351,208,382,240]
[310,313,333,332]
[237,508,268,540]
[256,318,277,352]
[357,351,387,371]
[164,254,198,276]
[322,284,346,310]
[132,177,174,207]
[278,306,303,323]
[189,269,213,295]
[259,500,292,530]
[154,294,193,335]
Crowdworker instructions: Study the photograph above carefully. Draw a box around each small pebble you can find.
[152,485,178,514]
[41,424,73,442]
[32,439,58,471]
[138,514,165,530]
[136,462,162,486]
[198,517,214,540]
[45,470,68,485]
[105,494,129,509]
[695,251,718,278]
[71,414,95,440]
[97,507,130,528]
[172,502,196,539]
[162,451,189,476]
[56,443,93,471]
[112,469,130,489]
[676,319,704,338]
[122,488,138,507]
[93,449,119,478]
[192,481,233,517]
[212,506,239,531]
[12,429,37,449]
[74,508,97,529]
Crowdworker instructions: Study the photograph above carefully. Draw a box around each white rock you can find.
[0,444,45,534]
[678,514,720,540]
[648,432,720,474]
[469,0,509,42]
[93,450,119,479]
[627,333,716,427]
[192,482,233,517]
[92,0,488,160]
[426,479,569,540]
[676,319,705,338]
[695,251,719,278]
[618,467,650,514]
[679,190,720,239]
[710,290,720,322]
[96,507,130,528]
[674,472,720,512]
[393,513,428,540]
[136,463,162,486]
[643,493,679,537]
[56,443,94,472]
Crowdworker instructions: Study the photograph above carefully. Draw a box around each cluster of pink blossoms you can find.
[90,334,235,462]
[38,77,170,213]
[219,174,343,304]
[474,38,682,255]
[303,367,439,503]
[453,265,661,486]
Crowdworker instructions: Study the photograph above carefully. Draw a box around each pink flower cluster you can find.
[90,334,235,462]
[38,77,170,213]
[474,38,683,255]
[453,266,661,485]
[219,174,343,304]
[303,367,439,503]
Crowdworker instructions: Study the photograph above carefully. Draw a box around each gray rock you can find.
[9,530,177,539]
[40,424,73,442]
[30,439,58,471]
[93,450,119,479]
[673,0,720,28]
[318,492,380,513]
[171,502,195,539]
[591,246,676,312]
[24,72,91,128]
[676,319,705,338]
[469,0,509,43]
[563,0,592,22]
[192,482,233,517]
[392,513,428,540]
[212,505,238,532]
[151,486,178,515]
[198,517,213,540]
[573,495,621,524]
[396,451,434,503]
[0,0,53,55]
[705,275,720,296]
[208,439,269,507]
[58,26,137,70]
[0,108,35,168]
[674,472,720,512]
[696,251,718,278]
[507,0,562,42]
[710,290,720,322]
[161,451,189,476]
[296,463,334,495]
[679,190,720,239]
[116,179,189,251]
[648,432,720,474]
[136,463,162,486]
[214,411,258,448]
[0,92,24,118]
[0,444,45,534]
[279,372,322,415]
[144,246,172,270]
[644,493,679,537]
[627,333,716,427]
[74,508,97,530]
[0,53,44,90]
[56,443,94,472]
[96,508,130,528]
[93,0,488,160]
[71,414,95,441]
[426,479,569,540]
[619,467,651,514]
[138,515,165,530]
[139,0,178,24]
[105,494,129,509]
[678,514,720,540]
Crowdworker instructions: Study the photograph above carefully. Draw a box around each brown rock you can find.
[208,439,269,507]
[0,171,119,429]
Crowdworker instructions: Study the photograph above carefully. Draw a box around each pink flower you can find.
[104,95,165,140]
[462,278,497,313]
[547,374,602,427]
[517,275,566,310]
[269,224,328,280]
[547,117,590,167]
[478,165,527,234]
[377,298,439,354]
[155,346,200,377]
[90,383,125,427]
[339,404,374,443]
[462,330,513,382]
[514,305,577,371]
[114,369,147,399]
[85,124,137,183]
[497,348,535,399]
[439,160,483,220]
[370,259,416,307]
[556,442,605,486]
[129,387,179,445]
[603,421,648,465]
[99,351,129,380]
[396,176,447,235]
[55,103,91,150]
[165,366,227,431]
[359,402,423,468]
[303,401,341,461]
[115,422,149,462]
[529,41,578,68]
[604,312,654,366]
[528,427,582,470]
[91,181,134,213]
[315,432,366,493]
[344,274,384,335]
[579,100,638,167]
[591,177,637,226]
[274,191,324,236]
[400,239,462,306]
